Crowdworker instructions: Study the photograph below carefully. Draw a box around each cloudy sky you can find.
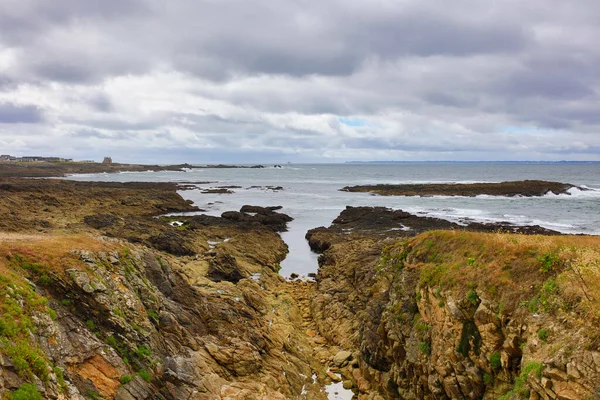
[1,0,599,163]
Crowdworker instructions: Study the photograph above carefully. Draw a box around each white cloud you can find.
[0,0,599,161]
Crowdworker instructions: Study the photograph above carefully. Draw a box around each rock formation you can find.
[341,180,577,197]
[307,207,600,399]
[0,178,339,399]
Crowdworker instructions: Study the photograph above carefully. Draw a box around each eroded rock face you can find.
[207,251,246,283]
[0,233,331,399]
[308,207,600,399]
[0,178,326,400]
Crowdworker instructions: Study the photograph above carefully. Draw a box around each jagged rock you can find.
[207,252,245,283]
[332,351,353,367]
[115,376,156,400]
[148,231,195,256]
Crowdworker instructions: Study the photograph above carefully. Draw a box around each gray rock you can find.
[332,350,353,367]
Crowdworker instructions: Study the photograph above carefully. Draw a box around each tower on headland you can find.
[102,157,113,164]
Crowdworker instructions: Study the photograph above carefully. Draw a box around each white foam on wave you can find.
[399,206,593,235]
[543,186,600,198]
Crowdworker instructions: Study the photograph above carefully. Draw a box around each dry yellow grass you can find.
[0,232,114,275]
[391,230,600,316]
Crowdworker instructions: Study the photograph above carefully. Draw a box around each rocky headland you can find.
[2,166,600,400]
[307,206,600,399]
[341,180,577,197]
[0,177,346,399]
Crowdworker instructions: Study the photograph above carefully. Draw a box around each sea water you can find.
[66,163,600,278]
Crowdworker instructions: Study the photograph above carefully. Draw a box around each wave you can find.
[542,186,600,198]
[399,206,599,235]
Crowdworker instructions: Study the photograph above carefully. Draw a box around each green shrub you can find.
[414,321,430,333]
[87,390,101,400]
[147,310,159,322]
[135,345,152,359]
[137,369,152,382]
[11,383,43,400]
[489,352,502,370]
[537,252,561,273]
[483,373,494,386]
[38,274,53,286]
[419,341,431,355]
[120,374,133,384]
[499,361,544,399]
[537,328,549,341]
[85,319,96,331]
[467,289,479,305]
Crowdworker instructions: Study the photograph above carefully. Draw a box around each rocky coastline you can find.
[2,166,600,399]
[341,180,577,197]
[0,162,265,178]
[0,175,358,399]
[307,207,600,399]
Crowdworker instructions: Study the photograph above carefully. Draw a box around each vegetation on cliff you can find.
[0,177,338,399]
[309,210,600,399]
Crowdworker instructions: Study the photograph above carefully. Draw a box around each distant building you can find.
[21,156,44,162]
[0,155,74,162]
[102,157,113,164]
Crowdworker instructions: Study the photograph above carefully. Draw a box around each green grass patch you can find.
[537,252,562,273]
[467,289,480,305]
[11,383,43,400]
[419,341,431,355]
[137,369,152,382]
[489,351,502,370]
[499,361,544,399]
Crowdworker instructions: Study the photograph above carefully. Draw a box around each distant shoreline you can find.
[0,162,266,178]
[345,160,600,164]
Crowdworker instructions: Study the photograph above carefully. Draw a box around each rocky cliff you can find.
[308,207,600,399]
[0,179,340,399]
[3,178,600,400]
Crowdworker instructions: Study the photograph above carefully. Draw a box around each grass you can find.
[137,369,152,382]
[489,352,502,370]
[467,289,479,305]
[419,341,431,355]
[387,231,600,318]
[87,390,101,400]
[483,373,494,386]
[499,361,544,399]
[135,345,153,359]
[0,272,54,382]
[537,328,549,341]
[11,383,43,400]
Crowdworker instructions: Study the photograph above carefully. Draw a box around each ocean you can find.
[66,163,600,278]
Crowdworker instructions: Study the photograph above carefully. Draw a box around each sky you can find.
[1,0,599,163]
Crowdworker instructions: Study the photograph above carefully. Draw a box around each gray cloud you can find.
[0,102,43,123]
[0,0,599,161]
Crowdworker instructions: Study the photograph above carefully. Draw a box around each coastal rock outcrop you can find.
[341,180,578,197]
[0,178,331,399]
[307,207,600,399]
